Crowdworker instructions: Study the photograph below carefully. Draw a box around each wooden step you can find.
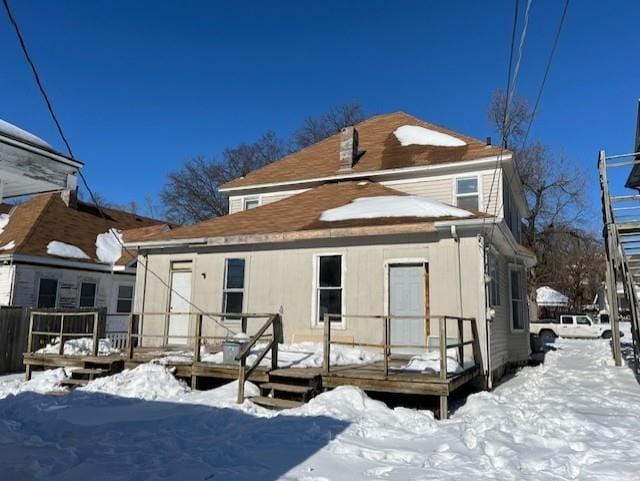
[60,378,89,387]
[249,396,303,410]
[260,382,313,394]
[72,368,106,376]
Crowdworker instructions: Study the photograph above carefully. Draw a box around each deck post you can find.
[237,356,246,403]
[91,312,99,357]
[58,314,65,355]
[470,318,481,370]
[323,313,331,374]
[241,316,247,335]
[127,314,135,360]
[439,395,448,420]
[271,314,279,370]
[383,316,390,378]
[439,317,447,382]
[25,311,34,380]
[193,314,202,363]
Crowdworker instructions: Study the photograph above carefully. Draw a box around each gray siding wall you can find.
[10,264,135,333]
[0,265,15,305]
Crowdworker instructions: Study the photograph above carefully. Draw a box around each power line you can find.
[2,0,235,336]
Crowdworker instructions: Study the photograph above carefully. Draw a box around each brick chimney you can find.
[339,126,359,171]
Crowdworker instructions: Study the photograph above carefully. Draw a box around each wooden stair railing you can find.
[235,313,283,403]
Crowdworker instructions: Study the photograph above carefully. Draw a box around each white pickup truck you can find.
[530,314,616,341]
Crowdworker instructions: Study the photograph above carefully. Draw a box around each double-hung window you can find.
[488,255,500,307]
[223,259,245,320]
[116,285,134,313]
[37,278,58,308]
[509,267,525,330]
[456,176,479,211]
[79,282,97,308]
[316,255,342,323]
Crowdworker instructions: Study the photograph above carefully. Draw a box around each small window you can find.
[37,278,58,308]
[223,259,245,320]
[488,255,500,307]
[561,316,572,325]
[456,177,479,211]
[79,282,97,308]
[317,255,342,323]
[509,268,525,330]
[244,198,260,210]
[116,285,134,313]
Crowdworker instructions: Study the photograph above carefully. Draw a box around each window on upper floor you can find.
[455,176,479,211]
[244,198,260,210]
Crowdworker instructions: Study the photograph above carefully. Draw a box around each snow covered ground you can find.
[1,336,640,480]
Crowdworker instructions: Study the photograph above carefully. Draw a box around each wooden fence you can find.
[0,306,29,374]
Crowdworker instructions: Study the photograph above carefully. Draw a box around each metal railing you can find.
[321,313,480,382]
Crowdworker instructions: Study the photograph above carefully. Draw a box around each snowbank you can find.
[0,368,68,399]
[36,337,120,356]
[46,240,90,260]
[394,124,467,147]
[320,195,472,221]
[0,118,54,150]
[95,228,123,264]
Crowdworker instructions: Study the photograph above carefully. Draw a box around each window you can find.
[561,316,572,325]
[488,255,500,307]
[509,268,525,330]
[316,255,342,323]
[37,278,58,308]
[116,285,134,313]
[456,176,479,211]
[244,198,260,210]
[223,259,245,320]
[79,282,97,308]
[576,316,591,326]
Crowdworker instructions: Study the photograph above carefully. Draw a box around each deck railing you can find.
[235,313,283,403]
[26,309,103,357]
[322,313,480,382]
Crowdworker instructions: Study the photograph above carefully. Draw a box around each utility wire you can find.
[2,0,235,335]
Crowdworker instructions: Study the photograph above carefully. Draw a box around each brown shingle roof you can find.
[147,181,487,243]
[221,112,505,190]
[0,192,167,265]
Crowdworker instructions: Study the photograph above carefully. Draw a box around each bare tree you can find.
[160,131,288,224]
[293,102,365,149]
[488,90,531,149]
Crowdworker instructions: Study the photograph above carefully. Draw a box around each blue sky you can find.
[2,1,639,225]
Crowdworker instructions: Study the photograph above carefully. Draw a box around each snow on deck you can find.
[320,195,472,222]
[1,336,640,480]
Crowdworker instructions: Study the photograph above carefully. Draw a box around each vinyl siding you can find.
[0,265,15,305]
[381,177,453,204]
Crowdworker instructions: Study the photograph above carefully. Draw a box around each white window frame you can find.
[312,253,345,328]
[243,196,261,211]
[488,254,501,307]
[36,277,59,308]
[115,284,134,314]
[508,265,526,332]
[222,258,246,322]
[78,280,97,308]
[454,174,482,212]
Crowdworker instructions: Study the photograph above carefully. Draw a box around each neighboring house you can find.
[536,286,569,319]
[127,112,536,385]
[0,190,171,333]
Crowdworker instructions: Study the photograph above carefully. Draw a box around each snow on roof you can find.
[0,240,15,251]
[0,214,10,235]
[393,124,467,147]
[0,119,54,151]
[536,286,569,306]
[320,195,472,222]
[96,228,123,264]
[46,240,90,260]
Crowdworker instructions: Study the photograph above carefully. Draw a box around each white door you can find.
[167,271,192,345]
[389,264,425,353]
[559,315,574,337]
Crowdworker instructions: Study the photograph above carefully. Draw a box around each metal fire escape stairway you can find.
[598,110,640,372]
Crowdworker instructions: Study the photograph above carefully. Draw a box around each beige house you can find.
[128,112,535,385]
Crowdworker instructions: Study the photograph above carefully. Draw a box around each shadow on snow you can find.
[0,390,349,481]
